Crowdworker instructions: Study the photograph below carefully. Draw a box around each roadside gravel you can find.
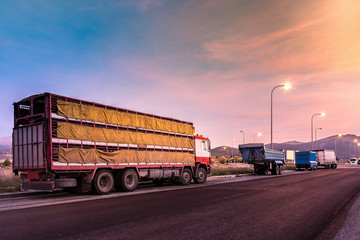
[334,196,360,240]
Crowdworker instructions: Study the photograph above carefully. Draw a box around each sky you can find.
[1,0,360,148]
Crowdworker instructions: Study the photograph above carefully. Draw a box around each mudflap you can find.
[21,181,55,191]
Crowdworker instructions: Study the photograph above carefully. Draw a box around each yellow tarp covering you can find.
[57,122,194,149]
[57,100,194,135]
[59,147,195,164]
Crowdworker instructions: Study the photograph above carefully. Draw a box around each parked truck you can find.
[295,151,317,170]
[12,93,211,194]
[312,149,337,169]
[238,143,285,175]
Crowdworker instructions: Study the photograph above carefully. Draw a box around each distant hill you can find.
[0,136,11,150]
[211,146,240,157]
[264,134,360,159]
[212,134,360,160]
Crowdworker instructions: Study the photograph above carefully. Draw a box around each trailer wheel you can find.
[263,165,270,175]
[93,170,114,195]
[194,167,207,184]
[279,165,283,175]
[118,169,138,192]
[271,166,277,175]
[180,168,192,185]
[254,164,259,175]
[276,165,280,175]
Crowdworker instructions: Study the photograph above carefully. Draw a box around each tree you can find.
[2,159,11,167]
[218,156,227,164]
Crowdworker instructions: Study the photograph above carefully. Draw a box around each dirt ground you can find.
[0,168,15,179]
[212,163,253,169]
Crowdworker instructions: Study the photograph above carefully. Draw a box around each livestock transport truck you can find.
[12,93,211,194]
[238,143,285,175]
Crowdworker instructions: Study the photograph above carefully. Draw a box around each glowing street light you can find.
[354,139,358,157]
[335,134,342,155]
[311,112,325,149]
[223,146,228,157]
[254,132,262,143]
[270,83,291,149]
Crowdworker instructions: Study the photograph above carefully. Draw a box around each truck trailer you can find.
[295,151,317,170]
[238,143,285,175]
[12,93,211,194]
[312,149,337,169]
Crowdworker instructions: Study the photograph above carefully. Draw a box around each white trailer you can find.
[313,149,337,169]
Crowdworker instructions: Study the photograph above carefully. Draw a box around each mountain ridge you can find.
[212,134,360,159]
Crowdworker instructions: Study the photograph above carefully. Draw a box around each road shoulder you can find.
[334,195,360,240]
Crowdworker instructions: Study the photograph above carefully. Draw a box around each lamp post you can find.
[335,134,342,156]
[271,83,291,149]
[254,132,262,143]
[240,131,245,144]
[353,139,358,158]
[223,146,227,157]
[311,112,325,149]
[315,128,322,150]
[232,139,236,158]
[349,140,352,159]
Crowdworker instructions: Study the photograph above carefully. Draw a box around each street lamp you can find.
[311,112,325,149]
[223,146,228,157]
[254,132,262,143]
[335,134,342,156]
[354,139,358,157]
[232,139,236,158]
[315,128,322,150]
[271,83,291,149]
[240,131,245,144]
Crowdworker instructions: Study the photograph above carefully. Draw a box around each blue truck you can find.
[295,151,317,170]
[238,143,285,175]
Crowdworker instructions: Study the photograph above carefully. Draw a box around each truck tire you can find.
[118,169,138,192]
[180,168,192,185]
[93,170,114,195]
[271,166,277,175]
[261,165,269,175]
[276,165,280,175]
[279,165,283,175]
[254,164,259,175]
[194,167,207,184]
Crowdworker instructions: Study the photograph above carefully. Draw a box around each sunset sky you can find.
[1,0,360,147]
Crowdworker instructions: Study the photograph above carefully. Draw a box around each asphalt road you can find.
[1,168,360,240]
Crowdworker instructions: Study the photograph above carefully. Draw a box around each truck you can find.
[312,149,337,169]
[12,93,211,194]
[295,151,317,170]
[238,143,285,175]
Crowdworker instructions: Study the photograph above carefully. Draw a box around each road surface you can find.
[0,168,359,240]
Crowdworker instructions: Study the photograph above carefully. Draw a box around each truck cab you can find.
[194,135,211,181]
